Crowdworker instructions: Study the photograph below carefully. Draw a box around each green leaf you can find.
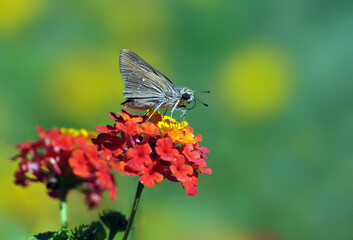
[89,222,106,240]
[29,228,71,240]
[29,232,55,240]
[71,222,106,240]
[53,228,71,240]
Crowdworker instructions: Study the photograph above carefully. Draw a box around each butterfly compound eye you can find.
[182,93,191,100]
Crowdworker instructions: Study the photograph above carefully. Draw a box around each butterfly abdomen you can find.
[121,99,166,110]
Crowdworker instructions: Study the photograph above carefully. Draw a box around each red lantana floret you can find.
[92,110,211,196]
[11,127,117,208]
[125,143,152,171]
[139,162,164,187]
[155,138,179,161]
[170,155,193,182]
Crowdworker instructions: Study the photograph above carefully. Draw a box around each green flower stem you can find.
[59,177,68,228]
[122,181,144,240]
[108,229,117,240]
[60,200,67,228]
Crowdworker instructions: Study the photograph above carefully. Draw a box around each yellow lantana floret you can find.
[60,128,96,138]
[145,110,200,144]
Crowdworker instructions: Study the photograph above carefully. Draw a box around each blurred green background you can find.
[1,0,353,239]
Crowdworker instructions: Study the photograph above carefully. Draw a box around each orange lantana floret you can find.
[141,122,160,137]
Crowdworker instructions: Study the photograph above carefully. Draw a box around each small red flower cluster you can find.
[92,110,211,195]
[11,127,117,208]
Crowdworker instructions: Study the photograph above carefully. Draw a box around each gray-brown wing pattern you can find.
[119,49,176,100]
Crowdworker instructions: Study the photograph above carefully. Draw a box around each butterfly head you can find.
[180,88,194,103]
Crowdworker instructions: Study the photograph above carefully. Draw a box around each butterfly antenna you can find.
[194,96,208,107]
[195,90,210,93]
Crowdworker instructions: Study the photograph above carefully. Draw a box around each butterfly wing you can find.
[119,49,176,102]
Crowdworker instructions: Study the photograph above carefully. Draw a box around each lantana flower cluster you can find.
[11,127,117,208]
[92,110,211,195]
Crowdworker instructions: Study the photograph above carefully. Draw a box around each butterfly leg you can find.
[170,100,180,120]
[176,106,187,127]
[146,102,165,121]
[162,108,168,117]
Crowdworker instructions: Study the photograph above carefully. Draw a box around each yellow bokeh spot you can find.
[222,44,292,120]
[0,0,44,36]
[46,51,123,121]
